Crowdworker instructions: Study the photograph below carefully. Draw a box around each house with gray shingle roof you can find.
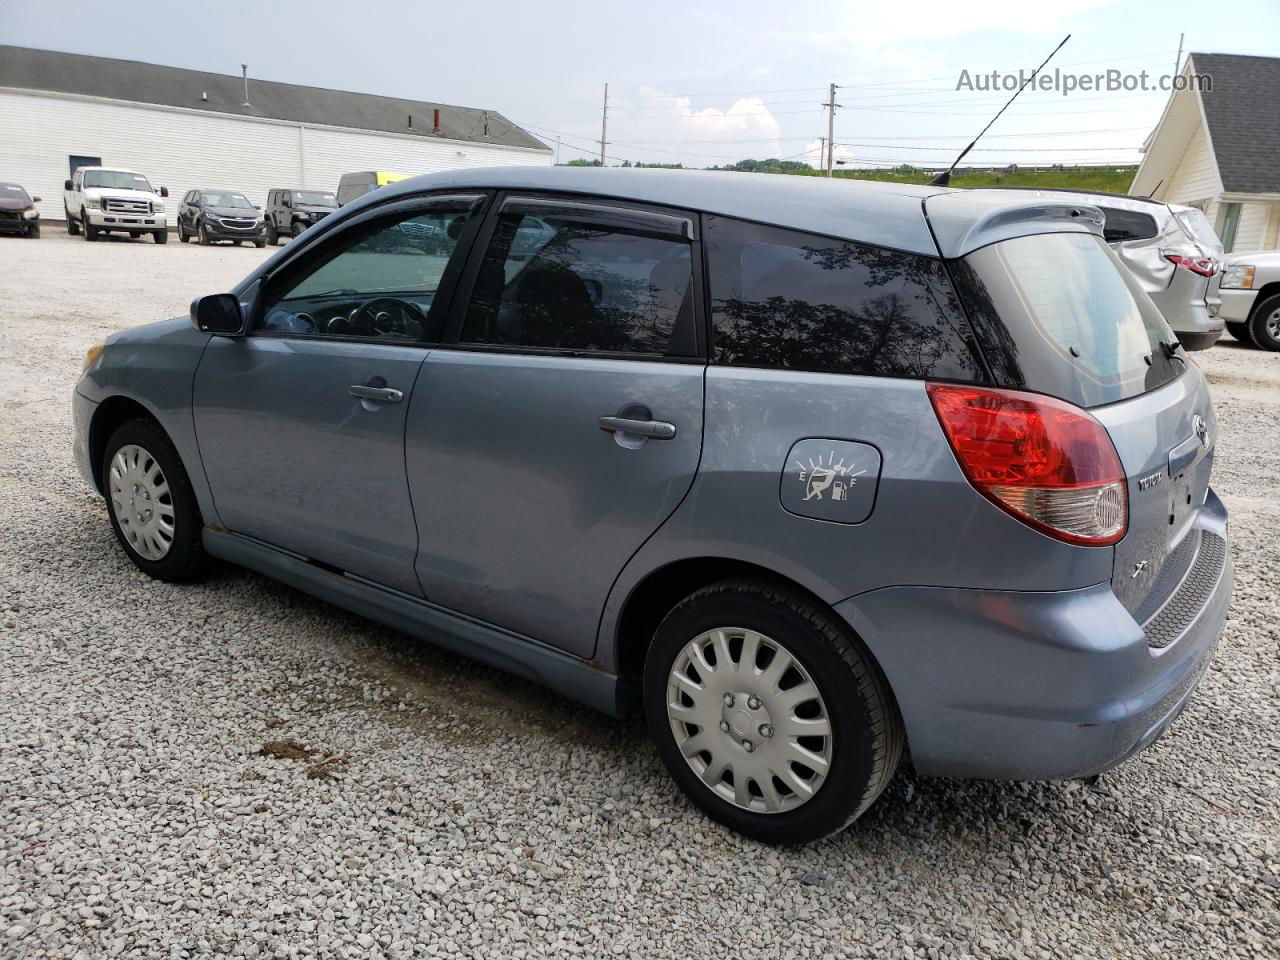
[1131,52,1280,252]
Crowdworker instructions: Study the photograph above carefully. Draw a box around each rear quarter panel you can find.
[595,368,1114,668]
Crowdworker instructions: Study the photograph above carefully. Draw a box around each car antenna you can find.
[928,34,1071,187]
[1145,178,1164,199]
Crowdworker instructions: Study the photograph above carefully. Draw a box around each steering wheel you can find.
[349,297,427,338]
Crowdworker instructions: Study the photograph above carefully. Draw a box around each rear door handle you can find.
[350,385,403,403]
[598,416,677,440]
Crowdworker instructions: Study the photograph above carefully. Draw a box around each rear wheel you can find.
[102,419,208,582]
[266,221,279,245]
[1225,320,1253,345]
[643,578,903,844]
[1247,293,1280,352]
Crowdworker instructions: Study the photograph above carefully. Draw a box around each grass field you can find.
[837,166,1139,193]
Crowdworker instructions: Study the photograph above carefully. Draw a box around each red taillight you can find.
[927,384,1128,546]
[1162,251,1216,277]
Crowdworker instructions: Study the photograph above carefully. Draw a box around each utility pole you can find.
[817,137,825,171]
[1173,32,1185,79]
[824,83,839,177]
[555,135,561,165]
[599,82,609,167]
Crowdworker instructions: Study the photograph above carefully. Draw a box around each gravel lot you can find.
[2,229,1277,959]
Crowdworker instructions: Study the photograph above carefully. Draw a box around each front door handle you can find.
[598,416,677,440]
[350,385,403,403]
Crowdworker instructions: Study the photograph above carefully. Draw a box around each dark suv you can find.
[177,190,267,247]
[264,188,338,244]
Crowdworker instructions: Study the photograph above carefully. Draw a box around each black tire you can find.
[1246,293,1280,352]
[83,210,98,241]
[27,224,40,239]
[154,229,168,245]
[291,220,306,239]
[253,239,266,248]
[198,223,210,246]
[66,208,80,235]
[102,418,208,582]
[1225,321,1253,345]
[178,224,189,243]
[643,578,903,844]
[266,221,279,245]
[129,231,141,239]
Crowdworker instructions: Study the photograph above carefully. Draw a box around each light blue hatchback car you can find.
[74,168,1232,843]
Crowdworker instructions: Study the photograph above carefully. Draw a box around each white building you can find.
[0,45,552,226]
[1130,52,1280,253]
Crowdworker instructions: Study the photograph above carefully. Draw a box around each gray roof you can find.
[334,166,1105,258]
[1190,52,1280,194]
[0,44,549,153]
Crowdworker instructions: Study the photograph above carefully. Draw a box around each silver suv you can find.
[1004,189,1224,350]
[73,169,1232,843]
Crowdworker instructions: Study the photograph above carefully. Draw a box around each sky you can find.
[3,0,1279,170]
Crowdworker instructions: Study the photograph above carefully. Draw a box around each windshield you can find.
[953,231,1183,408]
[201,191,253,209]
[82,171,154,192]
[1175,209,1223,255]
[295,191,337,207]
[0,183,31,203]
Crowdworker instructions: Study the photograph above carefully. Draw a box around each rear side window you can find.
[704,216,983,381]
[1097,206,1158,243]
[460,206,696,356]
[953,231,1182,408]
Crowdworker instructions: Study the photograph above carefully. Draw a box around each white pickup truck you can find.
[1213,249,1280,351]
[63,166,170,244]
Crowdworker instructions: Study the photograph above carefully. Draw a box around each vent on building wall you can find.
[241,64,250,106]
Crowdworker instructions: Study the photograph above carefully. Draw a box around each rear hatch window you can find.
[950,231,1183,408]
[1174,208,1224,256]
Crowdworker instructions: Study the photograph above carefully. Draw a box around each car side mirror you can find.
[255,205,262,210]
[160,186,170,198]
[191,294,245,336]
[32,196,42,203]
[282,198,291,207]
[64,180,73,190]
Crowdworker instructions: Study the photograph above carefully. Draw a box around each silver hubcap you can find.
[108,444,175,561]
[1265,308,1280,341]
[667,627,833,814]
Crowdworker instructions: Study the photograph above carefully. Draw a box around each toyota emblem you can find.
[1194,414,1209,448]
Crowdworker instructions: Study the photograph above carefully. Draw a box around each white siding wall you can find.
[0,89,550,226]
[1231,202,1274,253]
[1163,123,1221,207]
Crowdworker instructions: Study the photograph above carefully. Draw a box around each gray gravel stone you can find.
[1,232,1277,959]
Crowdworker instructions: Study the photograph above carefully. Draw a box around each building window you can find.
[1220,202,1242,253]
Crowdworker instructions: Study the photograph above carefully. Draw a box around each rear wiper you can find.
[1160,338,1186,361]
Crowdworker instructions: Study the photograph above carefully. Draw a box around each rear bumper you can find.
[835,490,1232,780]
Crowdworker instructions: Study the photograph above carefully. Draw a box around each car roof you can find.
[362,166,1104,258]
[76,167,144,174]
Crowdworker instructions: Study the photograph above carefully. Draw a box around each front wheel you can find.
[27,224,40,239]
[1225,321,1252,345]
[178,224,189,242]
[66,208,80,235]
[154,228,168,244]
[82,210,98,241]
[198,223,210,246]
[643,579,903,844]
[102,419,208,581]
[1247,293,1280,352]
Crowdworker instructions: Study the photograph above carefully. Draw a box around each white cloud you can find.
[801,0,1122,45]
[608,87,784,163]
[801,139,858,169]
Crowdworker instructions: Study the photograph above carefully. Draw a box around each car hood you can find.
[83,187,159,199]
[1222,249,1280,267]
[0,195,32,212]
[204,206,260,218]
